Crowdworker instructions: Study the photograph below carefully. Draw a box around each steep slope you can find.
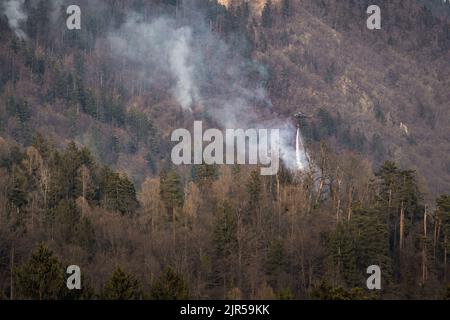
[0,0,449,198]
[1,0,450,300]
[257,0,450,198]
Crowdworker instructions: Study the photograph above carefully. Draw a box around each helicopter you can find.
[293,111,313,120]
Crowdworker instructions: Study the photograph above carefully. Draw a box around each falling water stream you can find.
[296,128,309,171]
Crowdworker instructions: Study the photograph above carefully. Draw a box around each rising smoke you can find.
[2,0,28,39]
[107,16,201,112]
[105,1,310,171]
[1,0,74,39]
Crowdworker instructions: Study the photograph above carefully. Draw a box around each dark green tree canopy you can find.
[150,267,190,300]
[103,268,141,300]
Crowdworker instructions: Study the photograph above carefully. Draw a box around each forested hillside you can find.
[0,0,449,299]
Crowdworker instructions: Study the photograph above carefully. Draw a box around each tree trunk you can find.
[172,207,176,244]
[422,207,428,284]
[445,234,448,282]
[399,202,405,255]
[276,174,281,236]
[434,217,439,259]
[10,243,14,300]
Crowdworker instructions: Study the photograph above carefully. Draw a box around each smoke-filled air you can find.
[105,3,310,172]
[2,0,28,39]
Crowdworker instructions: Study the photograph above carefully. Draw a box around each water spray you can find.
[293,111,312,171]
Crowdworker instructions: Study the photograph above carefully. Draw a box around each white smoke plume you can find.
[1,0,72,39]
[2,0,28,39]
[296,128,309,170]
[107,17,200,111]
[104,2,310,172]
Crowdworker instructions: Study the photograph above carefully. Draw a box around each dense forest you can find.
[0,0,449,299]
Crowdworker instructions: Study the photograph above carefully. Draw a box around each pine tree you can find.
[246,169,261,223]
[213,202,238,256]
[8,166,28,210]
[376,162,421,259]
[436,195,450,237]
[311,282,373,300]
[62,141,83,200]
[281,0,292,18]
[150,267,189,300]
[99,167,139,214]
[15,245,66,300]
[445,285,450,300]
[53,199,80,243]
[436,195,450,274]
[192,164,218,190]
[324,208,391,287]
[265,239,285,277]
[261,0,274,28]
[160,169,184,221]
[212,201,238,292]
[103,268,141,300]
